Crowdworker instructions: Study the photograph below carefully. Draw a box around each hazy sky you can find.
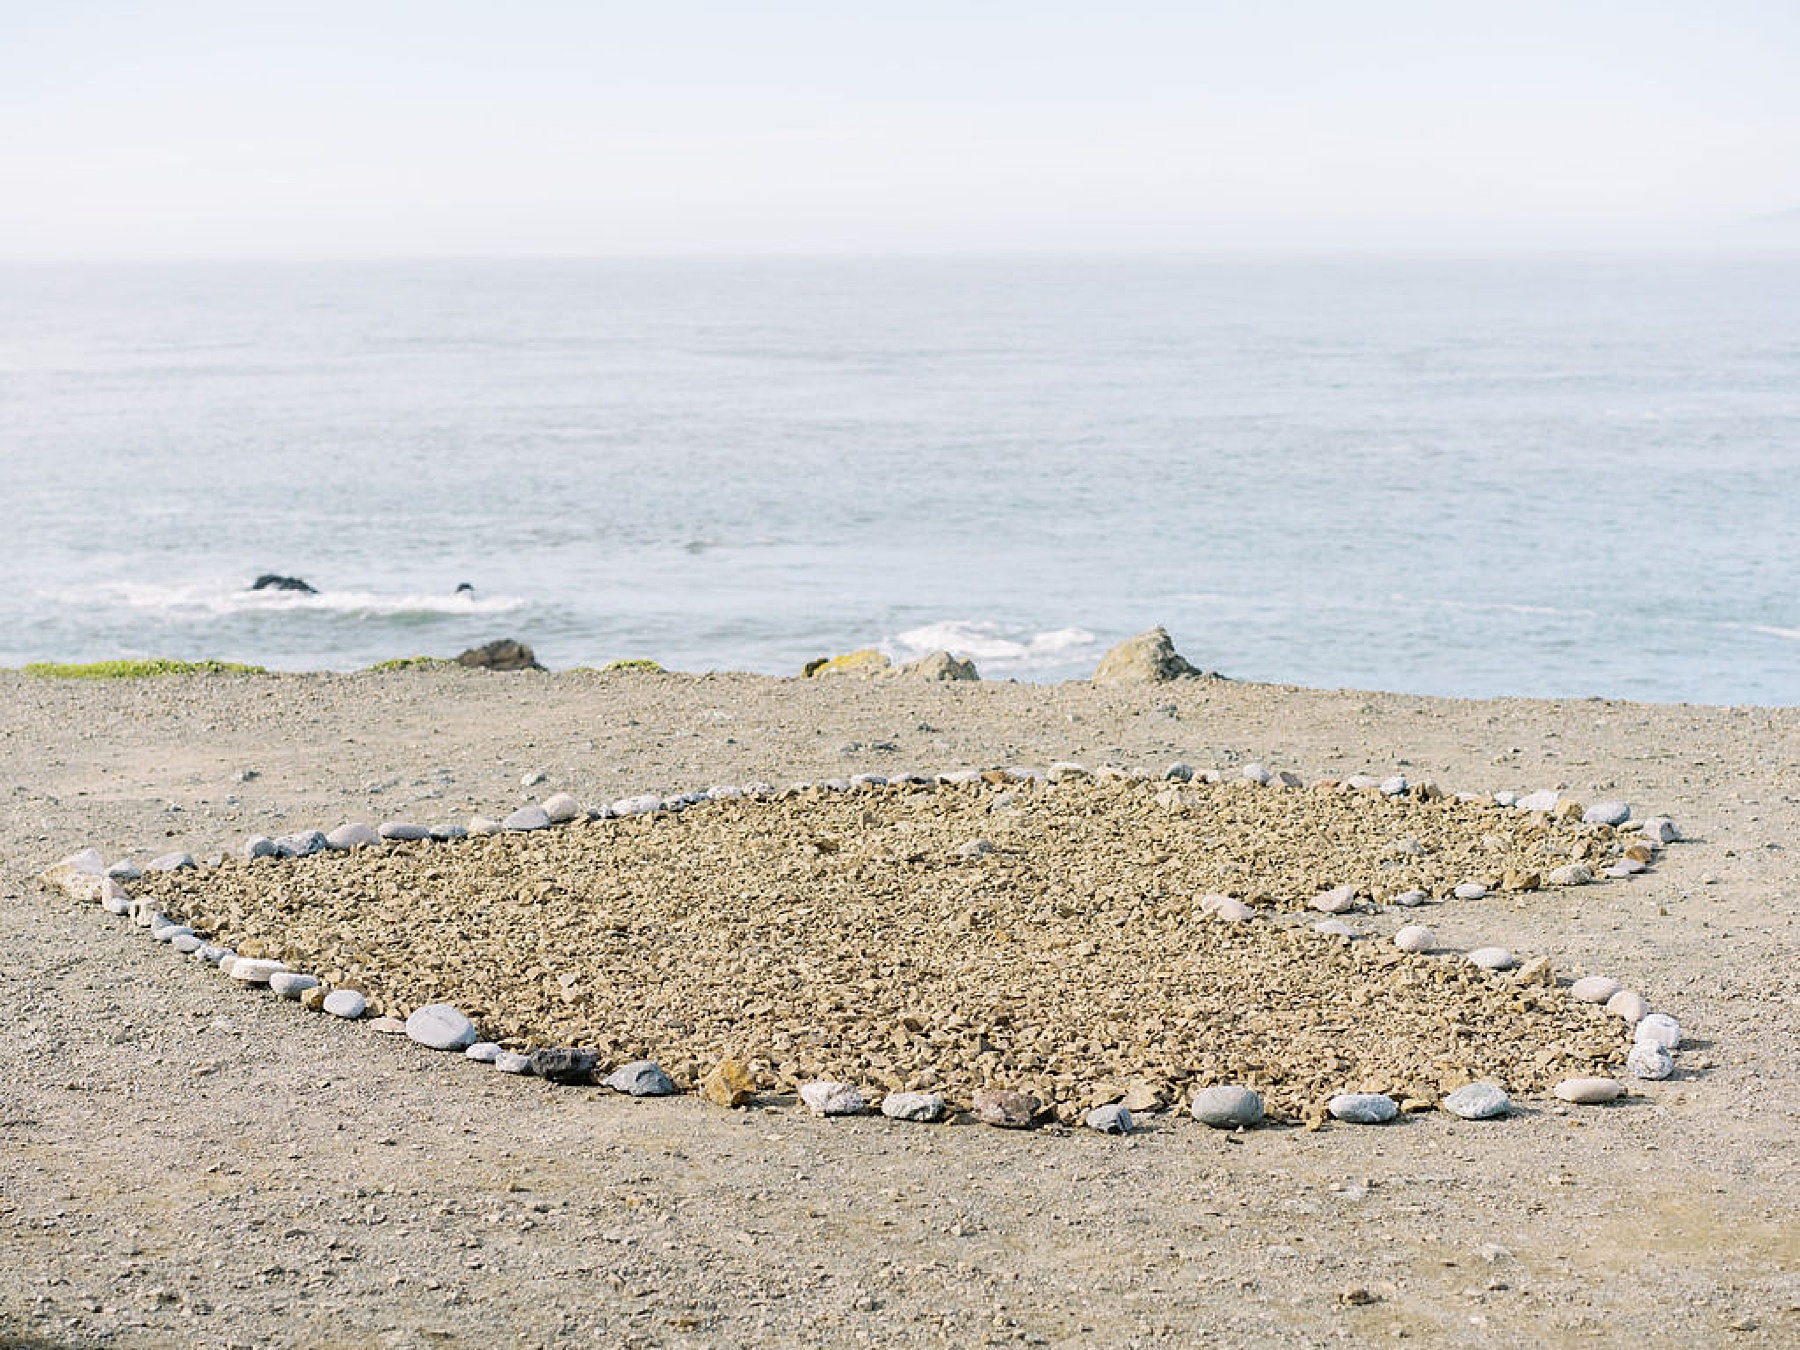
[3,1,1796,257]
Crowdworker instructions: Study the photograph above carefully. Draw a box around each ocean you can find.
[0,255,1794,705]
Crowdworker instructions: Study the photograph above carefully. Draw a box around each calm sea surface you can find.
[0,256,1794,704]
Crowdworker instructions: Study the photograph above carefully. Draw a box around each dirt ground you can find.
[2,666,1796,1349]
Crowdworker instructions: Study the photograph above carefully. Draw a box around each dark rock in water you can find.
[455,582,474,594]
[457,639,544,672]
[529,1046,599,1084]
[252,574,318,594]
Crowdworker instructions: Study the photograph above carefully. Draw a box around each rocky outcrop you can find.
[900,650,979,682]
[251,574,317,594]
[803,649,892,678]
[1090,626,1205,683]
[457,639,544,672]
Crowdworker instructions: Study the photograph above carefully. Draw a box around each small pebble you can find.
[1328,1093,1399,1124]
[325,822,380,850]
[324,989,368,1019]
[1569,975,1622,1004]
[880,1091,945,1122]
[494,1052,534,1075]
[468,816,501,836]
[1208,897,1256,923]
[1452,882,1488,900]
[1189,1085,1264,1130]
[1606,989,1650,1025]
[465,1041,503,1063]
[1582,801,1631,826]
[404,1004,479,1051]
[194,944,230,966]
[1627,1042,1675,1080]
[605,1061,676,1096]
[502,805,551,832]
[378,821,432,841]
[268,971,320,1000]
[1633,1012,1681,1049]
[1467,947,1516,971]
[1393,924,1435,953]
[1553,1077,1623,1105]
[1515,790,1562,813]
[541,792,582,823]
[1391,889,1429,908]
[1084,1104,1134,1134]
[151,924,194,945]
[800,1081,868,1117]
[1163,762,1194,782]
[1311,885,1357,914]
[1378,776,1408,797]
[1443,1083,1511,1120]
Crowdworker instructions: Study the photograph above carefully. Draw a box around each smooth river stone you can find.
[1606,989,1650,1025]
[325,822,380,850]
[1515,790,1562,813]
[1328,1093,1399,1124]
[268,971,320,1000]
[880,1091,945,1122]
[502,805,551,832]
[1633,1012,1681,1049]
[1443,1083,1511,1120]
[227,958,288,985]
[1583,801,1631,826]
[1468,947,1516,971]
[1084,1104,1134,1134]
[464,1041,503,1063]
[378,821,432,841]
[529,1047,599,1084]
[1391,889,1429,908]
[541,792,582,823]
[800,1081,868,1117]
[1569,975,1622,1003]
[404,1004,479,1051]
[1627,1042,1675,1080]
[1190,1085,1264,1130]
[605,1061,675,1096]
[323,989,367,1019]
[1554,1077,1623,1105]
[169,932,204,954]
[1394,924,1436,953]
[1453,882,1488,900]
[611,794,663,816]
[1548,863,1594,887]
[1311,885,1357,914]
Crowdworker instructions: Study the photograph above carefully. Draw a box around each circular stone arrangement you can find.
[41,763,1688,1132]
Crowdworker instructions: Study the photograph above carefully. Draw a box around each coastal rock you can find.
[457,639,543,672]
[1583,801,1631,827]
[800,1081,868,1117]
[1606,989,1650,1025]
[268,971,320,1000]
[901,650,979,681]
[404,1004,479,1051]
[1569,975,1622,1004]
[604,1061,676,1096]
[541,793,582,824]
[244,836,278,860]
[529,1047,600,1084]
[1468,947,1516,971]
[503,806,551,832]
[1627,1042,1675,1080]
[1328,1093,1399,1124]
[1554,1077,1623,1105]
[1393,924,1435,953]
[325,822,380,851]
[1634,1012,1681,1049]
[275,830,328,859]
[147,851,196,873]
[700,1059,756,1107]
[1443,1083,1511,1120]
[880,1091,945,1122]
[1084,1104,1134,1134]
[972,1088,1040,1129]
[1090,626,1202,684]
[1189,1085,1264,1130]
[378,821,432,841]
[1311,885,1357,914]
[804,649,891,678]
[323,989,367,1019]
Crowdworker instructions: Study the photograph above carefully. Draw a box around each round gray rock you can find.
[323,988,367,1019]
[404,1004,478,1051]
[1084,1104,1134,1134]
[378,821,432,841]
[880,1091,944,1122]
[268,971,320,1000]
[502,806,551,832]
[1328,1093,1399,1124]
[464,1041,503,1063]
[800,1081,868,1117]
[1190,1085,1264,1130]
[605,1061,675,1096]
[1443,1083,1511,1120]
[325,822,380,851]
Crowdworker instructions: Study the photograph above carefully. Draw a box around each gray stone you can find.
[101,886,131,916]
[880,1091,945,1122]
[194,944,231,966]
[1084,1104,1134,1134]
[269,971,320,1000]
[464,1041,503,1063]
[1312,919,1359,938]
[1634,1012,1681,1049]
[152,923,195,944]
[1548,863,1593,887]
[1516,790,1562,813]
[244,835,278,860]
[1606,989,1650,1025]
[1047,762,1090,783]
[275,830,328,858]
[957,839,996,859]
[1345,775,1381,791]
[468,816,502,836]
[1328,1093,1399,1124]
[1189,1084,1265,1129]
[1311,885,1357,914]
[528,1047,600,1084]
[495,1052,534,1075]
[147,851,196,873]
[323,989,368,1019]
[1627,1042,1675,1080]
[541,792,582,824]
[325,822,380,850]
[404,1004,478,1051]
[1090,626,1203,683]
[429,823,469,841]
[800,1081,868,1117]
[611,794,662,816]
[1164,762,1194,782]
[1640,816,1681,844]
[378,821,432,841]
[227,958,287,985]
[1391,889,1429,908]
[604,1061,675,1096]
[849,773,889,789]
[502,806,551,832]
[520,769,548,788]
[1583,801,1631,827]
[169,932,204,954]
[1452,882,1488,900]
[1443,1083,1511,1120]
[1379,776,1409,797]
[1241,762,1273,786]
[1492,791,1519,807]
[105,860,142,880]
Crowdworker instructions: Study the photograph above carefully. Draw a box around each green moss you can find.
[601,658,664,672]
[22,658,267,680]
[366,655,455,672]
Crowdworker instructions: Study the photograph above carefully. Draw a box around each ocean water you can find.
[0,256,1794,705]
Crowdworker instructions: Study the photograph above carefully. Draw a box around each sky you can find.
[1,0,1796,258]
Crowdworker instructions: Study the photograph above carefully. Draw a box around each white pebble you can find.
[464,1041,503,1063]
[269,971,320,1000]
[325,822,380,850]
[1553,1077,1622,1105]
[611,794,663,816]
[1582,801,1631,826]
[1627,1042,1675,1080]
[404,1003,478,1051]
[1467,947,1516,971]
[227,958,288,985]
[1393,924,1435,953]
[1452,882,1488,900]
[502,805,551,832]
[1208,897,1256,923]
[1240,762,1273,785]
[1606,989,1650,1025]
[494,1052,534,1074]
[1378,776,1409,797]
[1639,816,1681,843]
[1633,1012,1681,1049]
[1311,885,1357,914]
[1568,975,1621,1004]
[1328,1093,1398,1124]
[1515,790,1562,813]
[324,989,367,1019]
[1390,889,1429,908]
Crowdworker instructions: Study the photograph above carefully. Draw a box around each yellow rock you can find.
[804,649,892,678]
[700,1058,756,1107]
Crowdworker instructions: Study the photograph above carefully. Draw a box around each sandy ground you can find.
[2,666,1796,1349]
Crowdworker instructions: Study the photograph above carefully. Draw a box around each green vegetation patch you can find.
[601,658,664,673]
[22,658,268,680]
[367,656,456,672]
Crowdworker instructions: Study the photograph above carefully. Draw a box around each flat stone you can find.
[169,932,204,954]
[1328,1093,1399,1124]
[147,851,196,872]
[1606,989,1650,1025]
[1583,801,1631,826]
[378,821,432,841]
[541,792,582,823]
[800,1081,868,1117]
[275,830,328,858]
[604,1061,675,1096]
[1627,1042,1675,1080]
[1634,1012,1681,1049]
[464,1041,503,1063]
[1391,889,1429,908]
[244,836,278,860]
[502,806,551,832]
[529,1047,600,1084]
[611,794,663,817]
[1378,776,1409,797]
[1311,885,1357,914]
[1084,1104,1134,1134]
[494,1052,534,1075]
[1569,975,1622,1004]
[1345,775,1381,790]
[323,989,368,1019]
[1554,1077,1623,1104]
[1452,882,1488,900]
[1190,1085,1264,1129]
[1443,1083,1511,1120]
[404,1004,478,1051]
[325,822,380,850]
[971,1088,1040,1128]
[1393,924,1435,953]
[1312,919,1359,938]
[227,958,287,985]
[429,824,469,841]
[368,1016,408,1034]
[105,860,142,880]
[1515,790,1562,813]
[1468,947,1516,971]
[268,971,320,1000]
[880,1091,945,1122]
[468,817,502,836]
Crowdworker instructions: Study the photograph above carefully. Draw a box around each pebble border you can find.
[37,759,1688,1135]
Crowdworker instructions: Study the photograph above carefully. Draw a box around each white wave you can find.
[1746,624,1800,642]
[886,620,1099,675]
[58,580,526,619]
